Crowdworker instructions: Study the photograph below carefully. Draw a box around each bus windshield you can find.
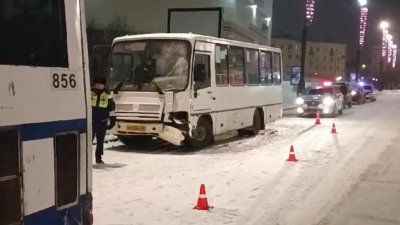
[107,40,191,92]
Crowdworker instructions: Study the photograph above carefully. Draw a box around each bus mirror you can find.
[194,64,206,82]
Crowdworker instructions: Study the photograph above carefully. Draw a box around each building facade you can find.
[272,38,347,81]
[85,0,273,45]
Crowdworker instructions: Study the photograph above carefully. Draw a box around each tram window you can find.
[55,132,79,208]
[0,0,68,67]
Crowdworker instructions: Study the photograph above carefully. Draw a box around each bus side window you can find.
[194,54,211,90]
[215,45,229,86]
[246,49,260,85]
[272,52,282,85]
[228,47,245,86]
[260,51,272,85]
[0,129,21,225]
[55,132,79,208]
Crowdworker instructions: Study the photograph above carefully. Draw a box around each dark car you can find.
[348,82,366,104]
[334,82,352,109]
[362,84,378,101]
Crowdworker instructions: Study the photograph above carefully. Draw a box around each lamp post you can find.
[297,0,316,95]
[356,0,368,82]
[379,21,389,89]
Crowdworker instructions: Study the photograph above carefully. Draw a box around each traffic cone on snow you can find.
[193,184,211,210]
[331,123,337,134]
[315,111,321,125]
[286,145,298,162]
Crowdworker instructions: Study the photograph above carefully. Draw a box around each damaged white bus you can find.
[107,33,282,148]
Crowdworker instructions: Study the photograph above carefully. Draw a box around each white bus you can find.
[0,1,93,225]
[107,33,282,148]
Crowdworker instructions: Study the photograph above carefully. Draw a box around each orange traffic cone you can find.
[331,123,337,134]
[315,111,321,125]
[193,184,211,210]
[287,145,298,162]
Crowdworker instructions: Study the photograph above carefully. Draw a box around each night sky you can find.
[272,0,400,63]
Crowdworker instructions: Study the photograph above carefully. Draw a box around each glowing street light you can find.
[379,21,389,30]
[358,0,367,7]
[250,5,257,18]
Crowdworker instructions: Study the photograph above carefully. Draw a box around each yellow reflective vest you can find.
[91,91,111,108]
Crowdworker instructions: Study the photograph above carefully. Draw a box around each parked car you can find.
[295,83,344,117]
[334,81,352,109]
[348,82,366,104]
[362,83,378,101]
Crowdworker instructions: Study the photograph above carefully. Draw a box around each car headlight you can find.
[351,90,357,96]
[295,97,305,105]
[323,97,335,105]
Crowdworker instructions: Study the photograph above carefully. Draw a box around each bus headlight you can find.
[323,97,334,106]
[295,97,305,105]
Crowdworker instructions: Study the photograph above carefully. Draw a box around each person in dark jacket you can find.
[91,77,116,164]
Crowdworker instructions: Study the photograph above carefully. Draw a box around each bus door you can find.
[191,52,214,114]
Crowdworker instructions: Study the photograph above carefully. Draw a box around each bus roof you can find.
[113,33,281,53]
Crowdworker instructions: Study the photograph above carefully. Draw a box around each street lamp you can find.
[355,0,368,82]
[297,0,316,95]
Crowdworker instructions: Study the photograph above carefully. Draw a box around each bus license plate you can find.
[126,125,146,132]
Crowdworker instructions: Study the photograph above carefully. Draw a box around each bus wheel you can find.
[118,135,152,146]
[249,110,262,135]
[188,117,213,149]
[238,110,262,136]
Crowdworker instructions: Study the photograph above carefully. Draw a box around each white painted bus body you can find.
[110,33,282,146]
[0,0,92,225]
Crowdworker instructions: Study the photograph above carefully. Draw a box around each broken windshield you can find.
[107,40,191,92]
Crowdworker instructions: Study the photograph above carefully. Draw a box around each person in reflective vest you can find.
[91,77,116,164]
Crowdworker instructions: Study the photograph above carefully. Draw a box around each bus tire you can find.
[188,117,213,149]
[249,110,262,135]
[238,110,262,136]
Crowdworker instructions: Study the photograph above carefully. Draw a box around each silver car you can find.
[295,84,344,117]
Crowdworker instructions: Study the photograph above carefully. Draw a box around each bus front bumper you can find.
[115,121,185,146]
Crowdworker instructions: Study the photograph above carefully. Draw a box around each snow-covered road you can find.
[93,91,400,225]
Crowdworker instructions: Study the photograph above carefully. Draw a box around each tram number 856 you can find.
[52,73,77,89]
